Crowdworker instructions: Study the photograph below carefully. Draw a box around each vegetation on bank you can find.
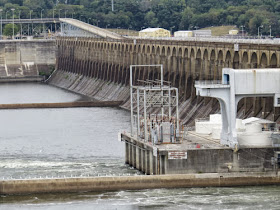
[1,0,280,36]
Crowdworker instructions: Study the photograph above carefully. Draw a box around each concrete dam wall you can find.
[49,37,280,125]
[0,40,56,79]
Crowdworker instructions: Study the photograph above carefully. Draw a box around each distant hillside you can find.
[1,0,279,36]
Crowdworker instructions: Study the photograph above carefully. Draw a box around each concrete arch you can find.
[178,48,183,57]
[203,49,208,60]
[251,52,258,68]
[156,46,160,54]
[152,46,155,54]
[260,53,268,68]
[270,53,277,68]
[161,47,166,56]
[167,47,171,56]
[117,43,121,51]
[171,47,176,56]
[147,45,151,54]
[137,45,141,53]
[233,51,240,69]
[196,49,201,59]
[142,45,146,54]
[210,50,216,60]
[183,48,188,57]
[242,52,249,68]
[225,51,231,67]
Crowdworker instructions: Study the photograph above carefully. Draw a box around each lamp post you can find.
[41,9,44,20]
[19,10,22,39]
[53,9,56,19]
[6,11,8,20]
[72,11,75,19]
[88,18,91,24]
[170,26,175,36]
[41,9,45,38]
[29,10,32,36]
[106,24,110,29]
[269,25,272,38]
[11,8,15,40]
[97,20,100,27]
[258,25,263,39]
[59,9,62,18]
[0,9,2,40]
[64,10,67,18]
[240,25,245,37]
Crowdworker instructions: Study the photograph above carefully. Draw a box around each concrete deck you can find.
[121,132,280,175]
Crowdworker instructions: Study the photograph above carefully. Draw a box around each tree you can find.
[3,23,19,37]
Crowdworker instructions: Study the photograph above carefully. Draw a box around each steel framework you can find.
[130,64,181,144]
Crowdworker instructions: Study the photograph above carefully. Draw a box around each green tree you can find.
[3,23,19,37]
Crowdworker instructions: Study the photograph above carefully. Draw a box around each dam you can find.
[0,31,280,208]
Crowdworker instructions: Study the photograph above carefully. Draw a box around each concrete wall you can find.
[122,133,280,175]
[0,40,56,77]
[50,37,280,126]
[1,173,280,195]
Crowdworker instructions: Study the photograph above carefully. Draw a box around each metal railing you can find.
[195,80,224,85]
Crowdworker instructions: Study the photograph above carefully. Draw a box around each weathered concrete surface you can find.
[0,101,122,109]
[0,76,44,82]
[0,40,56,78]
[122,132,280,175]
[1,173,279,195]
[51,37,280,126]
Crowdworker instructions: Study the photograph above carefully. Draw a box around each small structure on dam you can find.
[129,64,183,145]
[121,67,280,175]
[195,68,280,148]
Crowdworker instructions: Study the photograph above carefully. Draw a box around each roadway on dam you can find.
[1,82,280,209]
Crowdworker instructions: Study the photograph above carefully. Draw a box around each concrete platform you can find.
[121,132,280,175]
[1,172,280,195]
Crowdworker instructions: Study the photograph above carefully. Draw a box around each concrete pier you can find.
[1,173,280,195]
[0,101,122,109]
[121,132,280,175]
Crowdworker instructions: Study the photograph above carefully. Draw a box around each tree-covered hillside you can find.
[1,0,280,36]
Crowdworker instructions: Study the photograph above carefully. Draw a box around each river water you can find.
[0,83,280,210]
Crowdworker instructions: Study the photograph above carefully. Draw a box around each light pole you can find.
[29,10,32,36]
[0,9,2,40]
[111,0,114,12]
[41,9,45,38]
[106,24,110,29]
[6,11,8,20]
[170,26,175,36]
[72,11,75,19]
[269,25,272,38]
[97,20,100,27]
[240,25,245,37]
[88,18,91,24]
[41,9,44,20]
[258,25,263,39]
[11,8,15,40]
[19,10,22,39]
[64,10,67,18]
[53,9,56,19]
[59,9,62,18]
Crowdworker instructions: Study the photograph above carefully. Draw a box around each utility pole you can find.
[112,0,114,12]
[11,8,15,40]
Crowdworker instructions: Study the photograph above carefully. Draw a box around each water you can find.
[1,83,280,209]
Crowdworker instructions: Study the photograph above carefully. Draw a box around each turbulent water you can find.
[0,83,280,210]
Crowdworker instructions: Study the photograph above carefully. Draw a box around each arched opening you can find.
[242,52,249,68]
[260,53,268,68]
[251,52,258,68]
[233,52,240,69]
[270,53,277,68]
[225,51,231,68]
